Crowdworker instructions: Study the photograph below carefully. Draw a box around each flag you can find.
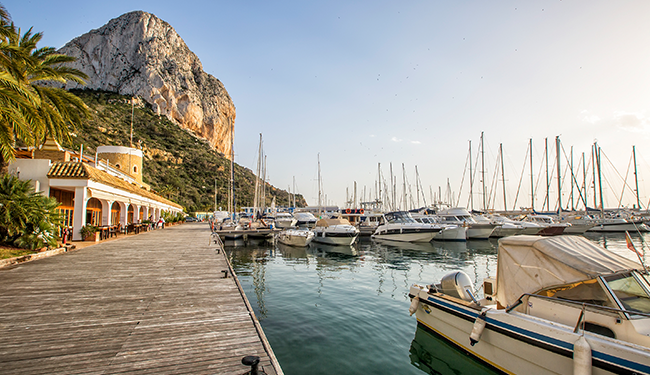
[625,231,642,257]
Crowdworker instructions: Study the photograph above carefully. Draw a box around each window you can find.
[86,198,102,226]
[133,165,138,174]
[605,273,650,314]
[536,279,614,307]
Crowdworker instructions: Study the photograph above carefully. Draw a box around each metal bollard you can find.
[241,355,266,375]
[222,270,229,278]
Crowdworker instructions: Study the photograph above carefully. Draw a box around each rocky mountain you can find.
[59,11,234,158]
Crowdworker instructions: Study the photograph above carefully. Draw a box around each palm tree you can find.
[0,6,89,170]
[0,7,40,167]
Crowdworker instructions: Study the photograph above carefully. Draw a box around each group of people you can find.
[147,215,165,230]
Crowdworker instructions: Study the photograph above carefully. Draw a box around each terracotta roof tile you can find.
[48,162,182,210]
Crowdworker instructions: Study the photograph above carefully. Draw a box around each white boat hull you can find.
[409,286,650,375]
[275,218,297,229]
[489,226,522,238]
[434,226,467,241]
[277,230,314,247]
[466,224,496,239]
[588,220,648,232]
[311,232,358,246]
[563,223,595,234]
[372,231,436,243]
[372,223,440,243]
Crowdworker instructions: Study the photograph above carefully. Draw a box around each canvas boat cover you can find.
[496,235,641,307]
[315,218,351,227]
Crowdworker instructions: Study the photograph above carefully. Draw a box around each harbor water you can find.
[226,233,649,375]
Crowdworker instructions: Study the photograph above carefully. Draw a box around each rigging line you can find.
[600,149,637,209]
[600,149,636,193]
[560,143,588,209]
[617,153,634,210]
[487,147,501,210]
[471,142,482,207]
[511,141,529,211]
[533,143,547,210]
[457,147,470,208]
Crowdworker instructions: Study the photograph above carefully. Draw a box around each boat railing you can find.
[506,293,650,319]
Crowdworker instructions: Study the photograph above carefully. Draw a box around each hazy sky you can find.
[7,1,650,210]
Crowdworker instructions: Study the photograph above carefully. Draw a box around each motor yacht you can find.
[277,228,314,247]
[371,211,442,243]
[311,216,359,246]
[435,208,498,239]
[414,215,467,241]
[274,212,297,228]
[293,211,318,227]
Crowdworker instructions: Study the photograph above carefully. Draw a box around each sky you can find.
[6,0,650,211]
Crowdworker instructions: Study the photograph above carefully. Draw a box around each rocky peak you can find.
[60,11,235,158]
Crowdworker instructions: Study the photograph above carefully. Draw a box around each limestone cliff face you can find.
[60,11,235,158]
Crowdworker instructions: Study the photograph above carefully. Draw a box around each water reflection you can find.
[276,243,309,261]
[224,233,650,375]
[310,242,358,257]
[409,324,501,375]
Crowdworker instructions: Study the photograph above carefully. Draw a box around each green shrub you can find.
[79,225,97,239]
[0,174,62,250]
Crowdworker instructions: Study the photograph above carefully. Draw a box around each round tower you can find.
[96,146,143,184]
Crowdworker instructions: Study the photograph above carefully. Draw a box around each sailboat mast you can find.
[595,142,604,215]
[545,138,549,212]
[570,146,574,210]
[253,134,262,216]
[377,163,382,210]
[500,143,507,212]
[555,136,562,212]
[530,138,534,211]
[469,140,474,211]
[481,132,486,211]
[293,176,296,208]
[415,166,420,208]
[633,145,641,209]
[390,163,395,211]
[582,152,587,211]
[317,153,322,216]
[262,155,267,214]
[402,163,407,211]
[592,144,598,209]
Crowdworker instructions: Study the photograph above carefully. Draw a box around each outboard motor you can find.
[440,271,476,302]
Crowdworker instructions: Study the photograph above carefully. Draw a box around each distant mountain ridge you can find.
[58,11,235,158]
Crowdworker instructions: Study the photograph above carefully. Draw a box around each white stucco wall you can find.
[8,159,52,195]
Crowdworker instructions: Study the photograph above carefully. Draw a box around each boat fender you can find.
[469,309,488,346]
[573,335,592,375]
[409,295,419,316]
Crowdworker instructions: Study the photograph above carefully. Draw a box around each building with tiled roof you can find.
[9,140,183,241]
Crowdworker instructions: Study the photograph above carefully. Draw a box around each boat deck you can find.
[0,223,282,375]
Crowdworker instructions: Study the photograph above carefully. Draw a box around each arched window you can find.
[86,198,102,226]
[133,165,138,174]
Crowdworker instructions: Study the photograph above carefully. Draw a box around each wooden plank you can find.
[0,223,281,375]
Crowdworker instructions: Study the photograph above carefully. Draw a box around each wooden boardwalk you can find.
[0,223,282,375]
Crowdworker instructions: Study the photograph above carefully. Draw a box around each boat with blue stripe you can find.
[408,235,650,374]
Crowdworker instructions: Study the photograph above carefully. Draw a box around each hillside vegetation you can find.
[62,90,306,212]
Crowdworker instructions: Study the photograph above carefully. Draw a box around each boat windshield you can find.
[536,279,614,307]
[604,272,650,314]
[385,212,417,223]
